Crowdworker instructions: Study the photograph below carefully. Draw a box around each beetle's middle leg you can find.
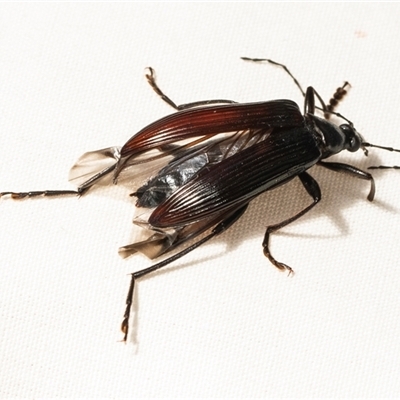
[263,171,321,275]
[145,67,237,111]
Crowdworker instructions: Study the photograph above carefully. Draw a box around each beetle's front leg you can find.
[318,161,375,201]
[262,171,321,275]
[145,67,237,111]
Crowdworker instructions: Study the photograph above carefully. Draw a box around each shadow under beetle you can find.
[2,58,399,342]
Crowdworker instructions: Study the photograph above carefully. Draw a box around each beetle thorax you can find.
[306,114,362,159]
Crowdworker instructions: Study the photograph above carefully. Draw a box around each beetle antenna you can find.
[362,142,400,170]
[241,57,355,125]
[324,82,351,120]
[363,142,400,153]
[241,57,306,97]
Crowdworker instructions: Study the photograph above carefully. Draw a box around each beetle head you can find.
[339,124,364,153]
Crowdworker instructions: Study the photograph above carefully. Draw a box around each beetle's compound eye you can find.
[340,124,362,152]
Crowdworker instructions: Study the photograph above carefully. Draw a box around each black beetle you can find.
[2,58,399,341]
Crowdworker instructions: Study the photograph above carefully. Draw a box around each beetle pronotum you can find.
[2,58,399,341]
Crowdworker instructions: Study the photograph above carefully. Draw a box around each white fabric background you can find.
[1,3,400,398]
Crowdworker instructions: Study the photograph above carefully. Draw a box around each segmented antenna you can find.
[324,82,351,119]
[362,142,400,170]
[241,57,354,125]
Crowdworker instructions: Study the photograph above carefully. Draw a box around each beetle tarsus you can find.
[145,67,180,110]
[121,274,136,342]
[145,66,237,111]
[263,241,294,276]
[0,189,81,199]
[121,317,129,342]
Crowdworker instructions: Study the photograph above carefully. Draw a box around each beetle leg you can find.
[262,171,321,275]
[0,188,85,199]
[121,204,248,342]
[121,230,218,341]
[145,67,237,111]
[0,163,116,199]
[318,161,375,201]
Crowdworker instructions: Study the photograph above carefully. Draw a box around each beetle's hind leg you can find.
[0,188,84,199]
[121,204,249,342]
[145,67,237,111]
[263,172,321,275]
[1,163,116,199]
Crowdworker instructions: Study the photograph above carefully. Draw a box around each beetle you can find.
[2,58,399,341]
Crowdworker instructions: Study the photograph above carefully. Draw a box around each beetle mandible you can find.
[2,58,399,341]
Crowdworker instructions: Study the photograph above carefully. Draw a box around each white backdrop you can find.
[1,3,400,398]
